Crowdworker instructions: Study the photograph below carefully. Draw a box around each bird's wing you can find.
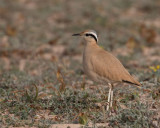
[90,49,141,86]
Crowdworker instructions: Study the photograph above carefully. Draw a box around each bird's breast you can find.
[82,49,99,82]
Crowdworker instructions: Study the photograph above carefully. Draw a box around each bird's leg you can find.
[110,89,113,108]
[107,84,112,111]
[107,83,114,111]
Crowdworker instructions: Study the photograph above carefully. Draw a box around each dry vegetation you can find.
[0,0,160,127]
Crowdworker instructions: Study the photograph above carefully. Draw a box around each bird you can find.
[72,30,141,111]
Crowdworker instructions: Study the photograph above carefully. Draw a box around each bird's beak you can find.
[72,33,81,36]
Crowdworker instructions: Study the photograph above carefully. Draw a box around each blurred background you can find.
[0,0,160,126]
[0,0,160,87]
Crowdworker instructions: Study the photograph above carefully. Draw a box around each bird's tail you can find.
[122,75,142,88]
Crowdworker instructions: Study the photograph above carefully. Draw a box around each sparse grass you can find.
[0,0,160,127]
[109,104,155,128]
[0,79,159,127]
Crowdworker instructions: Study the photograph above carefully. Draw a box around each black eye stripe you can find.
[85,33,97,42]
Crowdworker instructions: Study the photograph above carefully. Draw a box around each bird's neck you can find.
[84,41,97,47]
[83,42,99,54]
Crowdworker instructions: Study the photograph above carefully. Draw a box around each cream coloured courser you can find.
[72,30,141,111]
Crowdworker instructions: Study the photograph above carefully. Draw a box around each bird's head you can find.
[72,30,98,44]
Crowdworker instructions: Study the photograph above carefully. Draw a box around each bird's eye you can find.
[85,33,98,42]
[85,34,89,36]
